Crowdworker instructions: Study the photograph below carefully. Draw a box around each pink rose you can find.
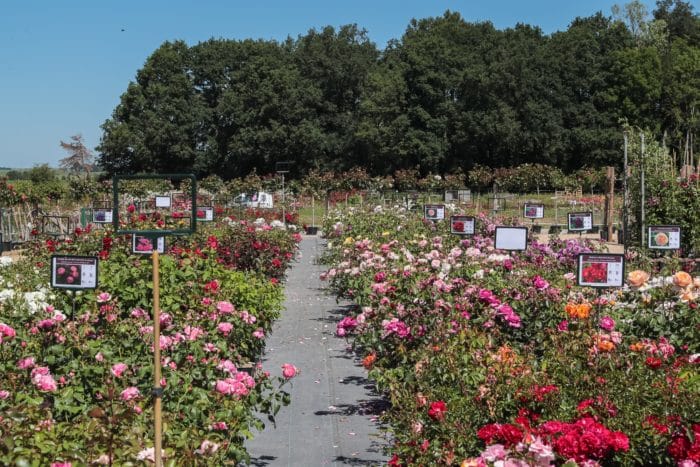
[0,390,10,399]
[34,374,58,392]
[216,301,234,314]
[120,386,140,401]
[252,328,265,339]
[96,292,112,303]
[95,352,104,362]
[281,363,298,379]
[0,323,16,340]
[18,356,35,369]
[217,322,233,335]
[211,421,228,431]
[111,363,128,378]
[599,316,616,331]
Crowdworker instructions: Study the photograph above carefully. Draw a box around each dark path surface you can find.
[246,235,388,466]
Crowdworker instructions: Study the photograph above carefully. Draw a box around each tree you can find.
[59,134,94,174]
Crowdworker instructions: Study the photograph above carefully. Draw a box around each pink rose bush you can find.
[321,209,700,465]
[0,210,300,464]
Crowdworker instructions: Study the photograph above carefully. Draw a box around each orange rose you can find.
[680,290,696,303]
[597,340,615,352]
[627,270,650,288]
[673,271,692,288]
[362,353,376,370]
[629,342,644,352]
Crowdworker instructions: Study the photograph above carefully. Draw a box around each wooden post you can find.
[604,167,615,242]
[152,250,163,467]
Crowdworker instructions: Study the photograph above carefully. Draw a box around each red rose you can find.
[428,400,447,421]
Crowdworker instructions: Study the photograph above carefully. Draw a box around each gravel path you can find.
[246,235,387,466]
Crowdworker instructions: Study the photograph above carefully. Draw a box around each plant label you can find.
[132,235,166,254]
[155,196,172,208]
[92,208,113,224]
[424,204,445,221]
[648,225,681,250]
[523,203,544,219]
[196,207,214,222]
[568,212,593,231]
[495,226,528,251]
[51,255,98,290]
[577,254,624,288]
[450,215,475,235]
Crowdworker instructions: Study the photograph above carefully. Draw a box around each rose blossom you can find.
[34,374,58,392]
[252,328,265,339]
[217,322,233,335]
[599,316,615,331]
[18,356,35,369]
[216,301,234,314]
[111,363,128,378]
[673,271,693,288]
[120,386,140,401]
[627,270,650,288]
[211,421,228,431]
[96,292,112,303]
[281,363,298,379]
[0,390,10,399]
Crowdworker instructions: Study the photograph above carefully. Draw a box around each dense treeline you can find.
[98,1,700,179]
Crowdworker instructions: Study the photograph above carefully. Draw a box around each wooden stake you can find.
[152,250,163,467]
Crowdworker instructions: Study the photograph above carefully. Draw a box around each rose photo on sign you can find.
[92,208,113,224]
[581,262,607,284]
[55,264,81,286]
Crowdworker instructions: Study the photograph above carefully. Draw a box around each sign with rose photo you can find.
[648,225,681,250]
[568,212,593,231]
[523,203,544,219]
[577,254,624,288]
[132,235,166,254]
[196,206,214,222]
[424,204,445,221]
[50,255,98,289]
[450,215,475,235]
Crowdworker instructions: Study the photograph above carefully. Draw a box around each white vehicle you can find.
[233,192,274,209]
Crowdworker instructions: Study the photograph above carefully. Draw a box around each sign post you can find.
[112,174,197,467]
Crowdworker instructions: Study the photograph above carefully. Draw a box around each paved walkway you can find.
[246,235,387,466]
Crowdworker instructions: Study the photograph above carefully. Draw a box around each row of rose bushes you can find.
[320,207,700,466]
[0,214,301,464]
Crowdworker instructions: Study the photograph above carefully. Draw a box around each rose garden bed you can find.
[0,213,300,465]
[321,208,700,466]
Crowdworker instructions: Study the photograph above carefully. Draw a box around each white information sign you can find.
[155,196,172,208]
[568,212,593,231]
[495,226,528,251]
[51,255,98,289]
[577,254,625,288]
[648,225,681,250]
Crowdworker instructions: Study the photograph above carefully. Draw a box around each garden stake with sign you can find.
[112,174,197,467]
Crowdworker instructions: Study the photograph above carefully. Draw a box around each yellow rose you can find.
[343,237,354,246]
[627,270,650,288]
[673,271,692,288]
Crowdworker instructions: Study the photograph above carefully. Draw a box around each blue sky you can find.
[0,0,690,168]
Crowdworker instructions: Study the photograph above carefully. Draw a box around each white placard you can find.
[648,225,681,250]
[196,207,214,222]
[51,255,98,289]
[155,196,172,208]
[568,212,593,231]
[577,254,625,288]
[132,235,166,254]
[523,203,544,219]
[450,215,475,235]
[92,209,113,224]
[495,226,528,251]
[424,204,445,221]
